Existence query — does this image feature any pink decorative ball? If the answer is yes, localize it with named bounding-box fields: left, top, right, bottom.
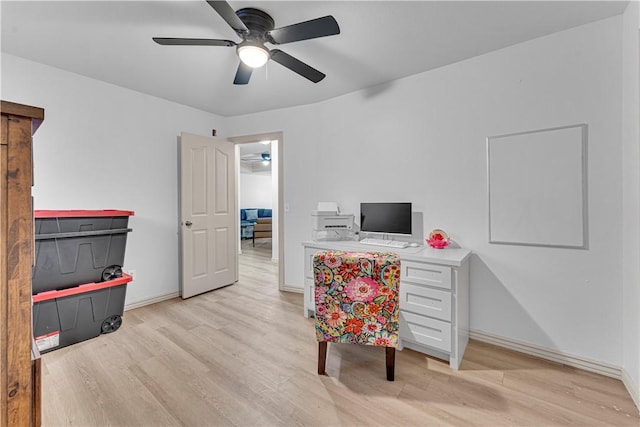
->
left=426, top=228, right=450, bottom=249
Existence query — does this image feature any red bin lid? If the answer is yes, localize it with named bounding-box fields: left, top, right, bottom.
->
left=32, top=273, right=133, bottom=303
left=34, top=209, right=134, bottom=218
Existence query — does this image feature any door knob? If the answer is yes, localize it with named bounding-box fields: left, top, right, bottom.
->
left=185, top=220, right=192, bottom=228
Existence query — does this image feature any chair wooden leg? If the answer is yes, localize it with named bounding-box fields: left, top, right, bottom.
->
left=386, top=347, right=395, bottom=381
left=318, top=341, right=328, bottom=375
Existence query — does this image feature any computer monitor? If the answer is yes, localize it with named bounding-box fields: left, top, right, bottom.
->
left=360, top=202, right=412, bottom=236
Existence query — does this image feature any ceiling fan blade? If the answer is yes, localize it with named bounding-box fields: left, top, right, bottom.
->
left=153, top=37, right=236, bottom=47
left=270, top=49, right=325, bottom=83
left=267, top=16, right=340, bottom=45
left=233, top=61, right=253, bottom=85
left=206, top=1, right=249, bottom=35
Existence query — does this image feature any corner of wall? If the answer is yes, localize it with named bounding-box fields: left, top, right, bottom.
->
left=621, top=0, right=640, bottom=414
left=622, top=368, right=640, bottom=414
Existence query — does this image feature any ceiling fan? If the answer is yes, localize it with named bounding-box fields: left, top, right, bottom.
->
left=241, top=152, right=271, bottom=164
left=153, top=0, right=340, bottom=85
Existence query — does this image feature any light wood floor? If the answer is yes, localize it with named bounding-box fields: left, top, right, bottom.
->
left=41, top=239, right=639, bottom=426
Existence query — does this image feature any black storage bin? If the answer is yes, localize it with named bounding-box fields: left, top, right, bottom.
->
left=33, top=210, right=133, bottom=294
left=33, top=273, right=133, bottom=354
left=35, top=210, right=131, bottom=234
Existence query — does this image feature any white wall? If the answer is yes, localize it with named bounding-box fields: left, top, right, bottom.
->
left=621, top=0, right=640, bottom=405
left=239, top=171, right=273, bottom=209
left=226, top=17, right=625, bottom=366
left=1, top=53, right=226, bottom=307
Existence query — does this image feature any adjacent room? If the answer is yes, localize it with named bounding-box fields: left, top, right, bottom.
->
left=1, top=1, right=639, bottom=425
left=238, top=140, right=275, bottom=251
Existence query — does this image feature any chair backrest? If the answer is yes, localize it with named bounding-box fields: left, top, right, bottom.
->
left=314, top=251, right=401, bottom=347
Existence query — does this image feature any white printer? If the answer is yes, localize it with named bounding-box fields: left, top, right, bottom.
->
left=311, top=202, right=355, bottom=241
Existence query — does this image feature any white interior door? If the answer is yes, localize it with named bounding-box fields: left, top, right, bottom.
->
left=180, top=132, right=237, bottom=299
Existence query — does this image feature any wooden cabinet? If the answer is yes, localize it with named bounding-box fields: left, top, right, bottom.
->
left=302, top=240, right=470, bottom=369
left=1, top=100, right=44, bottom=427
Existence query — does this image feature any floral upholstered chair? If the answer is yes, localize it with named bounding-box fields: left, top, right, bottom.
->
left=313, top=250, right=401, bottom=381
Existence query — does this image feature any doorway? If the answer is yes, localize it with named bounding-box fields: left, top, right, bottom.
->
left=229, top=132, right=284, bottom=291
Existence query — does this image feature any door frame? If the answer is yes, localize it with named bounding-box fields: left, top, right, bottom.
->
left=229, top=131, right=285, bottom=291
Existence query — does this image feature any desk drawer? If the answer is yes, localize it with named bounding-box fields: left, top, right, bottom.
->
left=305, top=277, right=315, bottom=309
left=402, top=261, right=451, bottom=290
left=400, top=311, right=451, bottom=352
left=400, top=283, right=451, bottom=321
left=304, top=249, right=318, bottom=279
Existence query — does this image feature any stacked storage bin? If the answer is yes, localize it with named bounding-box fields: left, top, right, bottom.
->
left=32, top=210, right=134, bottom=353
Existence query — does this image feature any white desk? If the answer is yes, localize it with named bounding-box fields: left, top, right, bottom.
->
left=302, top=240, right=471, bottom=370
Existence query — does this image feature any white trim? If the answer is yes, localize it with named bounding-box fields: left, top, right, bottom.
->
left=470, top=329, right=621, bottom=379
left=124, top=291, right=180, bottom=311
left=622, top=368, right=640, bottom=413
left=283, top=284, right=303, bottom=294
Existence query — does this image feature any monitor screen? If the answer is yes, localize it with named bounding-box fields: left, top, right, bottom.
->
left=360, top=202, right=412, bottom=236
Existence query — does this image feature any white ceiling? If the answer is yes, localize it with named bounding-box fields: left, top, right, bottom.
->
left=239, top=141, right=272, bottom=174
left=239, top=140, right=271, bottom=158
left=1, top=1, right=629, bottom=117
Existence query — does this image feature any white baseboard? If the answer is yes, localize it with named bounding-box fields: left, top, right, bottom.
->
left=469, top=329, right=622, bottom=379
left=622, top=368, right=640, bottom=414
left=124, top=291, right=180, bottom=311
left=282, top=284, right=303, bottom=293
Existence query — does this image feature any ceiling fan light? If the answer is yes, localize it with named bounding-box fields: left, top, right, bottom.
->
left=238, top=44, right=269, bottom=68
